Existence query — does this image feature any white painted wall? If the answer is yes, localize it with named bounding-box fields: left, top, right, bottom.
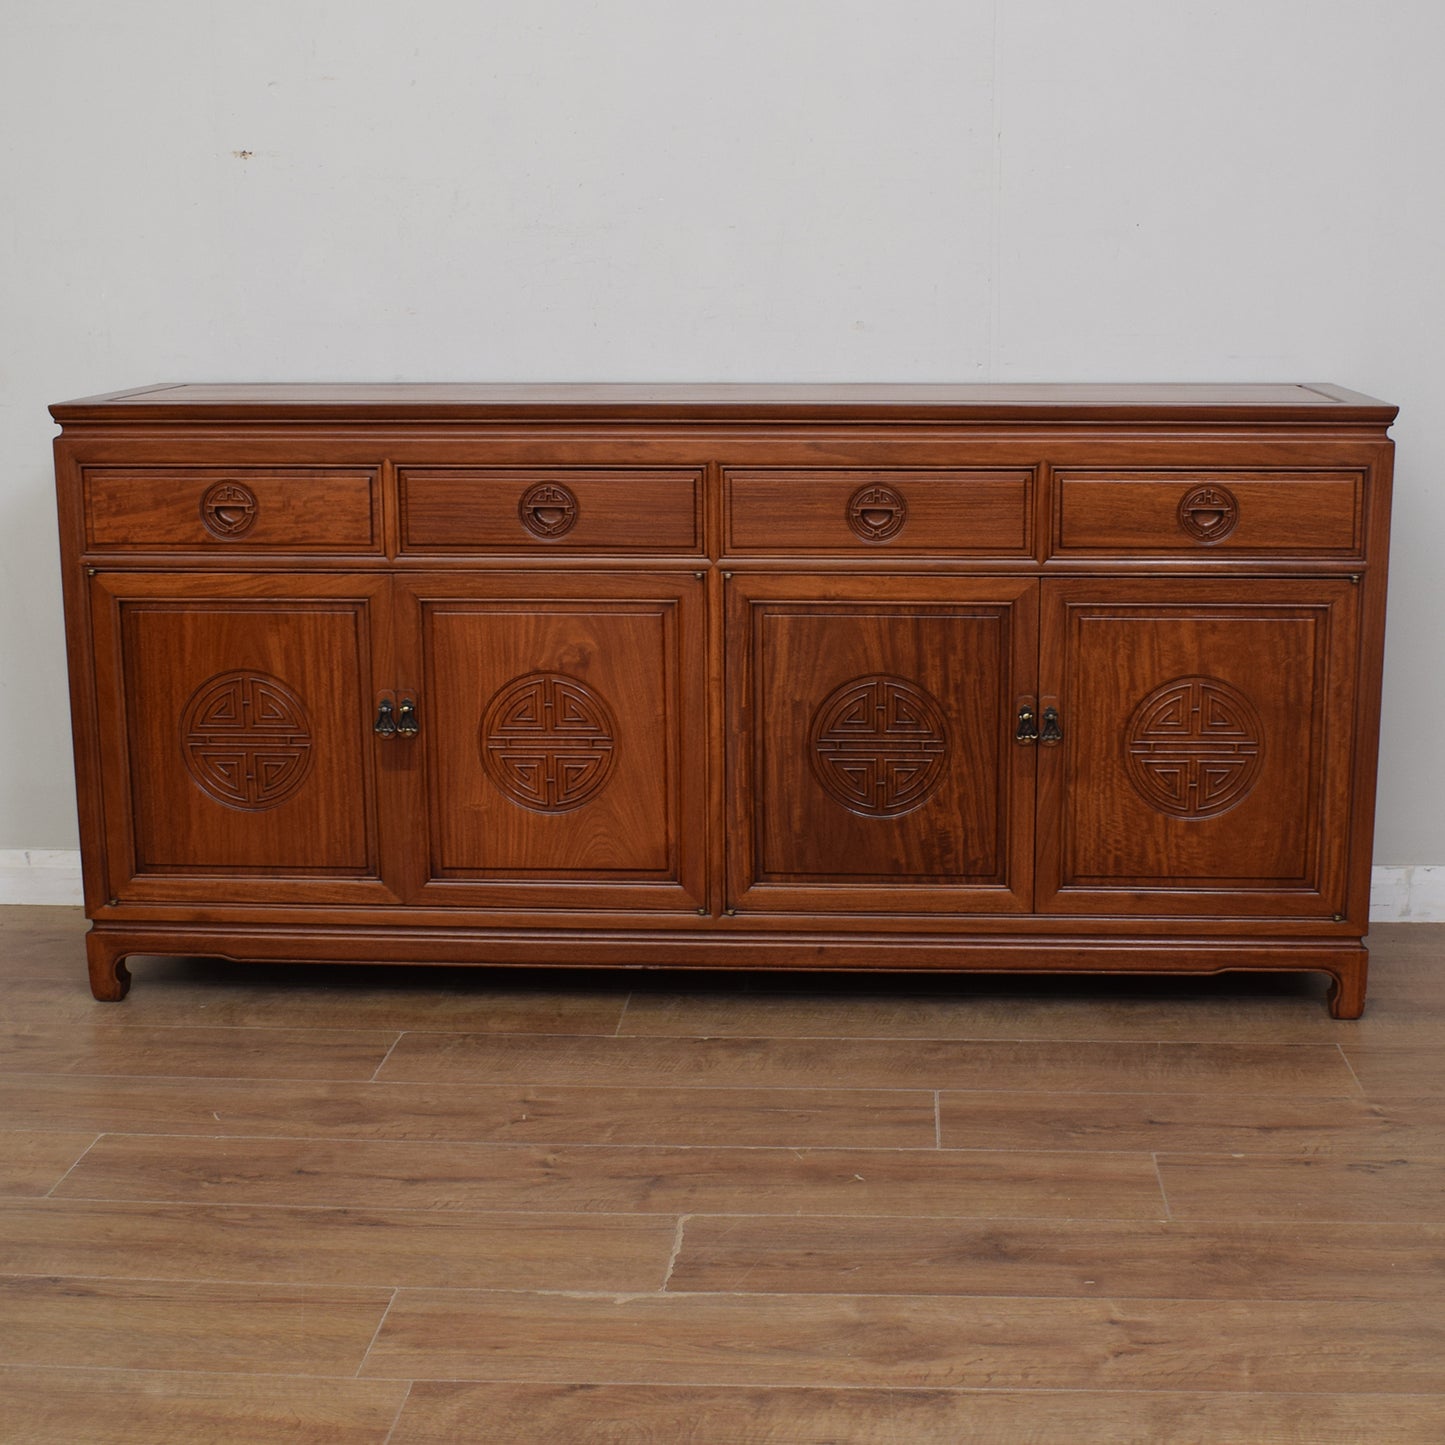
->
left=2, top=1, right=1441, bottom=864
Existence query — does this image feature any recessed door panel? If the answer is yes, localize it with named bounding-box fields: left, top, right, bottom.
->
left=399, top=573, right=705, bottom=910
left=728, top=575, right=1037, bottom=914
left=1037, top=578, right=1358, bottom=915
left=89, top=573, right=397, bottom=904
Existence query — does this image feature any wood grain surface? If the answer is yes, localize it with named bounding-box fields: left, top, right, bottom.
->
left=386, top=1382, right=1445, bottom=1445
left=4, top=906, right=1443, bottom=1441
left=0, top=1074, right=939, bottom=1147
left=52, top=384, right=1395, bottom=1017
left=362, top=1290, right=1445, bottom=1390
left=0, top=1369, right=406, bottom=1445
left=378, top=1028, right=1362, bottom=1093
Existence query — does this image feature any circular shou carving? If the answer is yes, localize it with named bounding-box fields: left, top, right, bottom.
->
left=518, top=481, right=580, bottom=539
left=1125, top=675, right=1264, bottom=819
left=846, top=483, right=907, bottom=542
left=1177, top=483, right=1239, bottom=543
left=199, top=481, right=259, bottom=538
left=481, top=672, right=617, bottom=812
left=180, top=671, right=314, bottom=810
left=810, top=675, right=948, bottom=817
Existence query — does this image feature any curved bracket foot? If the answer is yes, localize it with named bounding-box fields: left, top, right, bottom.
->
left=86, top=933, right=132, bottom=1002
left=1325, top=955, right=1368, bottom=1019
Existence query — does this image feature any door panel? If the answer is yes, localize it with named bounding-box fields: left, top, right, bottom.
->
left=727, top=575, right=1038, bottom=914
left=397, top=572, right=706, bottom=910
left=1037, top=578, right=1358, bottom=915
left=89, top=573, right=398, bottom=904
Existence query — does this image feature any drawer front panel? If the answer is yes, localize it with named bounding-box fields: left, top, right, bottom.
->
left=400, top=469, right=703, bottom=553
left=725, top=470, right=1033, bottom=555
left=1055, top=472, right=1363, bottom=555
left=84, top=469, right=379, bottom=552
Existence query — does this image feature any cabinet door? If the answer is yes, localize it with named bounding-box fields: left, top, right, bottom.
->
left=394, top=573, right=706, bottom=910
left=89, top=573, right=401, bottom=905
left=1036, top=577, right=1359, bottom=916
left=727, top=575, right=1038, bottom=914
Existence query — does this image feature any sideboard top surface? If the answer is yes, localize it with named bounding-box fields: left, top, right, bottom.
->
left=50, top=382, right=1397, bottom=427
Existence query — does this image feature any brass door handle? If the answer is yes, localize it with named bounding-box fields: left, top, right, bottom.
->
left=1040, top=705, right=1063, bottom=746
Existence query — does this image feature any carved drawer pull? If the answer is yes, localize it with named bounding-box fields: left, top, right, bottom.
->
left=519, top=482, right=579, bottom=538
left=847, top=483, right=907, bottom=542
left=199, top=480, right=258, bottom=538
left=1177, top=484, right=1239, bottom=542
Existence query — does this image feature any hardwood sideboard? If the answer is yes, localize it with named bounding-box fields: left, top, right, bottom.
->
left=51, top=383, right=1395, bottom=1014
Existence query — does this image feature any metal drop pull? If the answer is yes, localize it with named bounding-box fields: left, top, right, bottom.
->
left=374, top=698, right=398, bottom=738
left=1015, top=704, right=1039, bottom=744
left=396, top=699, right=419, bottom=736
left=1040, top=705, right=1063, bottom=746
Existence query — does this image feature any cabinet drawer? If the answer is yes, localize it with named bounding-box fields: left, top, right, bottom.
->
left=1054, top=472, right=1364, bottom=556
left=83, top=468, right=380, bottom=553
left=724, top=470, right=1033, bottom=555
left=399, top=469, right=703, bottom=553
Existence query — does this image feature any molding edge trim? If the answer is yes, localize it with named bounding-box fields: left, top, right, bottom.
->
left=2, top=851, right=1444, bottom=922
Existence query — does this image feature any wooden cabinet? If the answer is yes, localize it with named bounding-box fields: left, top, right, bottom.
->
left=86, top=572, right=401, bottom=907
left=725, top=573, right=1037, bottom=914
left=1035, top=577, right=1360, bottom=917
left=51, top=383, right=1395, bottom=1015
left=392, top=571, right=708, bottom=912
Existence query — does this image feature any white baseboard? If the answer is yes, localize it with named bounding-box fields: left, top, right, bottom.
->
left=1368, top=865, right=1445, bottom=922
left=3, top=850, right=1444, bottom=921
left=0, top=850, right=85, bottom=905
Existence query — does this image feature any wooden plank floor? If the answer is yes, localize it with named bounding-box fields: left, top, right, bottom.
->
left=2, top=907, right=1444, bottom=1443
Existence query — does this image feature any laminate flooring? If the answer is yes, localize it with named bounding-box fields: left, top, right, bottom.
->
left=2, top=906, right=1443, bottom=1443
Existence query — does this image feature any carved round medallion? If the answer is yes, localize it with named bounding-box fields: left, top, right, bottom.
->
left=180, top=671, right=314, bottom=810
left=518, top=482, right=580, bottom=539
left=846, top=484, right=907, bottom=542
left=810, top=675, right=948, bottom=817
left=1125, top=675, right=1263, bottom=819
left=199, top=481, right=259, bottom=538
left=1177, top=484, right=1239, bottom=543
left=481, top=672, right=616, bottom=812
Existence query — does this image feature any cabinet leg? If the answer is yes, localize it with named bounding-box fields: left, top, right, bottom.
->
left=86, top=932, right=132, bottom=1002
left=1325, top=954, right=1368, bottom=1020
